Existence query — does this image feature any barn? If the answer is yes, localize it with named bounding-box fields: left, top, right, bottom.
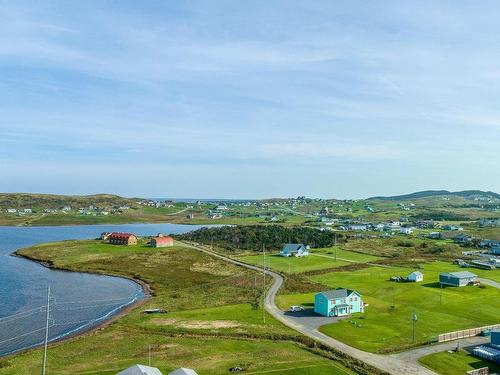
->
left=151, top=236, right=174, bottom=248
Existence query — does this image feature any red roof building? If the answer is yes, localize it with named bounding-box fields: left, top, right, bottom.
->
left=151, top=236, right=174, bottom=248
left=108, top=232, right=138, bottom=246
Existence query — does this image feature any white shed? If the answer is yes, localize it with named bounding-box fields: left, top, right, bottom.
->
left=116, top=364, right=163, bottom=375
left=408, top=271, right=423, bottom=282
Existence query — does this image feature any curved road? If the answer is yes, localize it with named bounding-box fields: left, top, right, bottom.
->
left=182, top=242, right=438, bottom=375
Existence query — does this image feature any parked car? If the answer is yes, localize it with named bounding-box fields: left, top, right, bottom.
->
left=289, top=305, right=304, bottom=312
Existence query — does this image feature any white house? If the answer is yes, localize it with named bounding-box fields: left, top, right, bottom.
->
left=279, top=243, right=309, bottom=257
left=408, top=271, right=423, bottom=282
left=400, top=227, right=413, bottom=235
left=169, top=369, right=198, bottom=375
left=116, top=364, right=163, bottom=375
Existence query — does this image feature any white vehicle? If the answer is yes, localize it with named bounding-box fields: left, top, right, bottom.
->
left=289, top=305, right=304, bottom=312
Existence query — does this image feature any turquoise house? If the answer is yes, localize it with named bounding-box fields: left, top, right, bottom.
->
left=314, top=288, right=364, bottom=317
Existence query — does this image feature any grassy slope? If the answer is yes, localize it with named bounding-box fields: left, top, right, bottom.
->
left=0, top=240, right=354, bottom=375
left=305, top=261, right=500, bottom=353
left=237, top=247, right=381, bottom=274
left=419, top=349, right=500, bottom=375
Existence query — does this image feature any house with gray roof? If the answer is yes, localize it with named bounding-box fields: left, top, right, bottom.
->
left=168, top=369, right=198, bottom=375
left=314, top=288, right=364, bottom=317
left=116, top=364, right=163, bottom=375
left=439, top=271, right=478, bottom=287
left=279, top=243, right=309, bottom=257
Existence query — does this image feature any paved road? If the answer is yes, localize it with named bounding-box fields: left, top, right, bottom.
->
left=182, top=241, right=437, bottom=375
left=391, top=336, right=489, bottom=364
left=479, top=277, right=500, bottom=289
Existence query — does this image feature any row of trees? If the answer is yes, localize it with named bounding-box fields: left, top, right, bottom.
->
left=175, top=225, right=343, bottom=252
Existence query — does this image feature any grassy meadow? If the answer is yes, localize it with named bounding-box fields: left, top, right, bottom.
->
left=236, top=247, right=382, bottom=274
left=277, top=261, right=500, bottom=353
left=0, top=240, right=358, bottom=375
left=419, top=349, right=500, bottom=375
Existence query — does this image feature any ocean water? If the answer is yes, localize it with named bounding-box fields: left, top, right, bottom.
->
left=0, top=223, right=204, bottom=356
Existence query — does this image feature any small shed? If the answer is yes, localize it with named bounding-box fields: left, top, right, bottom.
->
left=408, top=271, right=423, bottom=282
left=151, top=236, right=174, bottom=248
left=116, top=364, right=163, bottom=375
left=168, top=369, right=198, bottom=375
left=439, top=271, right=478, bottom=287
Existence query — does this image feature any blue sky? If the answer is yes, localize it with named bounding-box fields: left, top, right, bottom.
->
left=0, top=1, right=499, bottom=199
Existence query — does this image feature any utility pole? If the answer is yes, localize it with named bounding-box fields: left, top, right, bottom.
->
left=412, top=310, right=417, bottom=343
left=262, top=244, right=266, bottom=324
left=42, top=286, right=50, bottom=375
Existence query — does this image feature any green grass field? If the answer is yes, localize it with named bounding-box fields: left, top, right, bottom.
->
left=237, top=247, right=381, bottom=274
left=1, top=240, right=357, bottom=375
left=278, top=261, right=500, bottom=353
left=419, top=349, right=500, bottom=375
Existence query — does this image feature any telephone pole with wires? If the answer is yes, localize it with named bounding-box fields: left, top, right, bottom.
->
left=262, top=244, right=266, bottom=324
left=41, top=286, right=50, bottom=375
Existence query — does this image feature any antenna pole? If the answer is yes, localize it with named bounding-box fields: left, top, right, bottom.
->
left=42, top=286, right=50, bottom=375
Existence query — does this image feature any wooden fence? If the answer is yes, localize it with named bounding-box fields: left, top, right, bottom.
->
left=466, top=367, right=489, bottom=375
left=438, top=324, right=500, bottom=343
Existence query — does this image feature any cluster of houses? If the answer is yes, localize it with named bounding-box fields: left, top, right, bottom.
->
left=207, top=204, right=229, bottom=219
left=100, top=232, right=174, bottom=248
left=479, top=218, right=500, bottom=227
left=117, top=365, right=198, bottom=375
left=4, top=205, right=134, bottom=217
left=138, top=200, right=175, bottom=208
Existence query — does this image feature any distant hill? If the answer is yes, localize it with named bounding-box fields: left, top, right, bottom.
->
left=0, top=193, right=139, bottom=209
left=368, top=190, right=500, bottom=201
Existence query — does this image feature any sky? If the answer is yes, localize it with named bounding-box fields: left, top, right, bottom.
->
left=0, top=0, right=499, bottom=199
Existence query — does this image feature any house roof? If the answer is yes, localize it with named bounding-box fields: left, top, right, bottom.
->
left=281, top=244, right=306, bottom=253
left=153, top=236, right=173, bottom=243
left=109, top=232, right=137, bottom=239
left=117, top=364, right=163, bottom=375
left=168, top=369, right=198, bottom=375
left=440, top=271, right=478, bottom=279
left=318, top=288, right=359, bottom=300
left=409, top=271, right=423, bottom=276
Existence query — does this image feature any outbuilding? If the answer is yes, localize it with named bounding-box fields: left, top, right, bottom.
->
left=116, top=364, right=163, bottom=375
left=151, top=236, right=174, bottom=248
left=408, top=271, right=423, bottom=282
left=439, top=271, right=478, bottom=287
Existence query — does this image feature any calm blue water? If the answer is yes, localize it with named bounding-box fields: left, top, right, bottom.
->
left=0, top=223, right=205, bottom=356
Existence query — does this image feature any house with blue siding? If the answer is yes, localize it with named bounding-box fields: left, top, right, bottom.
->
left=314, top=288, right=364, bottom=317
left=439, top=271, right=478, bottom=287
left=492, top=245, right=500, bottom=255
left=279, top=243, right=309, bottom=257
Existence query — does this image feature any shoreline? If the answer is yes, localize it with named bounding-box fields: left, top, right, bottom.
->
left=0, top=220, right=206, bottom=228
left=2, top=252, right=154, bottom=360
